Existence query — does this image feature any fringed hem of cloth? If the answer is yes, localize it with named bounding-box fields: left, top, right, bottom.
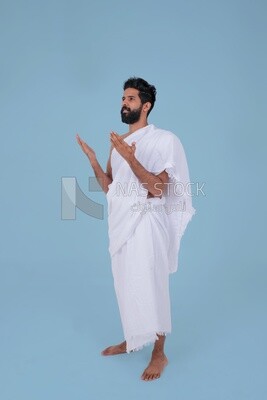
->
left=126, top=331, right=170, bottom=354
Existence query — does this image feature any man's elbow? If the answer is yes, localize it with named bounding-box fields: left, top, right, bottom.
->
left=104, top=177, right=113, bottom=194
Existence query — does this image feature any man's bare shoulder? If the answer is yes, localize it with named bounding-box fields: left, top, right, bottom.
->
left=120, top=132, right=130, bottom=139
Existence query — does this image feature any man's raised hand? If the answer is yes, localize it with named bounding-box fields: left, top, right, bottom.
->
left=110, top=131, right=136, bottom=164
left=76, top=134, right=97, bottom=164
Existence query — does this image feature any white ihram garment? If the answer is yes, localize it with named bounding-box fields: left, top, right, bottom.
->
left=106, top=124, right=195, bottom=353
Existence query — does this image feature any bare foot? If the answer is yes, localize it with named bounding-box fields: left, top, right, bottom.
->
left=141, top=351, right=168, bottom=381
left=101, top=341, right=127, bottom=356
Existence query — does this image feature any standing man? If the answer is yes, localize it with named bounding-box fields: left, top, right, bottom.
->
left=76, top=77, right=195, bottom=381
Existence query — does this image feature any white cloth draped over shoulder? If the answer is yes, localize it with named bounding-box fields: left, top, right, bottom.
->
left=106, top=123, right=195, bottom=352
left=106, top=124, right=195, bottom=274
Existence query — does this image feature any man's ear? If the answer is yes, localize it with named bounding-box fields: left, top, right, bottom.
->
left=143, top=102, right=151, bottom=114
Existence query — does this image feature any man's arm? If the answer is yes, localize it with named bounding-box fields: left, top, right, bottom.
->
left=90, top=157, right=112, bottom=194
left=76, top=134, right=113, bottom=194
left=110, top=131, right=168, bottom=197
left=128, top=157, right=169, bottom=197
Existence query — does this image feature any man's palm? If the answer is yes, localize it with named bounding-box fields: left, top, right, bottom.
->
left=76, top=134, right=96, bottom=161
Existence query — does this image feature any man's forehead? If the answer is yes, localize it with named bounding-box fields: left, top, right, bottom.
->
left=123, top=88, right=139, bottom=97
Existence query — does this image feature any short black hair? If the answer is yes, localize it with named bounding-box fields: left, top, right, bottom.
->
left=123, top=77, right=156, bottom=115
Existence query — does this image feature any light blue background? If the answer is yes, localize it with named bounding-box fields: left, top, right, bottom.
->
left=0, top=0, right=266, bottom=399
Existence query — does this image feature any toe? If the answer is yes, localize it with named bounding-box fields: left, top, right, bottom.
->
left=101, top=346, right=111, bottom=355
left=141, top=369, right=148, bottom=380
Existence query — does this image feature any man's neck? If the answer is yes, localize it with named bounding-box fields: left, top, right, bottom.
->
left=128, top=120, right=149, bottom=134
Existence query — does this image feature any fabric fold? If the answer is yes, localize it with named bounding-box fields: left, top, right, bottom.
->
left=107, top=124, right=195, bottom=273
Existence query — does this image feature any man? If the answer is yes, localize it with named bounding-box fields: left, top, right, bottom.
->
left=76, top=77, right=195, bottom=381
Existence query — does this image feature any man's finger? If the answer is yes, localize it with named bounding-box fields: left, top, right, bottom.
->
left=111, top=132, right=122, bottom=143
left=115, top=133, right=123, bottom=143
left=77, top=137, right=83, bottom=146
left=110, top=138, right=120, bottom=151
left=111, top=134, right=127, bottom=148
left=110, top=133, right=119, bottom=145
left=76, top=134, right=82, bottom=142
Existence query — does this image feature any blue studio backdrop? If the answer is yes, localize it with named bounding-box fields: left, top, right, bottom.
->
left=0, top=1, right=266, bottom=399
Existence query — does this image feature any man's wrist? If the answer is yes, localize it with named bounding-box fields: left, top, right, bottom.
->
left=127, top=155, right=138, bottom=168
left=88, top=155, right=98, bottom=168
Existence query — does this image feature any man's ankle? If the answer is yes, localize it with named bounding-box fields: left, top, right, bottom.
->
left=152, top=347, right=165, bottom=356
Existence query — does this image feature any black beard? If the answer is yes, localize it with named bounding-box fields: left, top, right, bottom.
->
left=121, top=105, right=142, bottom=124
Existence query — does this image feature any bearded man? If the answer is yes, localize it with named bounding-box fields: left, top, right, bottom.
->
left=76, top=77, right=195, bottom=381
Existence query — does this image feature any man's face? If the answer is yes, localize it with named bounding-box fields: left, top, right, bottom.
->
left=121, top=88, right=143, bottom=124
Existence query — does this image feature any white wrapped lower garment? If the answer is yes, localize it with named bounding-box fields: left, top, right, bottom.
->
left=111, top=196, right=171, bottom=353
